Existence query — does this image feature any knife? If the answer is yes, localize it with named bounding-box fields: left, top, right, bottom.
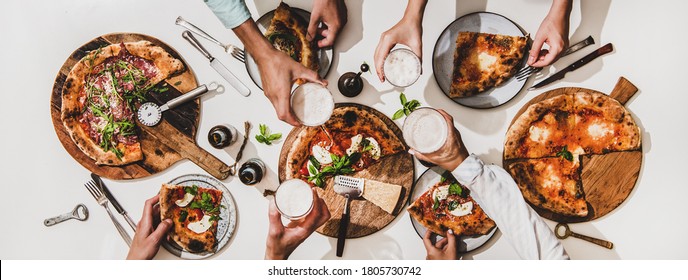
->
left=528, top=43, right=614, bottom=91
left=91, top=173, right=137, bottom=231
left=182, top=31, right=251, bottom=97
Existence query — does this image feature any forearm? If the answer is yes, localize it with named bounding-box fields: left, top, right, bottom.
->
left=450, top=154, right=569, bottom=260
left=402, top=0, right=428, bottom=23
left=547, top=0, right=573, bottom=21
left=232, top=20, right=275, bottom=63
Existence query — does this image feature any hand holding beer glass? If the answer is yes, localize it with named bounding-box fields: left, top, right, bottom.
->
left=403, top=108, right=469, bottom=171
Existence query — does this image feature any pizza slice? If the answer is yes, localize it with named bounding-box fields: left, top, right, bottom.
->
left=449, top=32, right=527, bottom=98
left=572, top=91, right=641, bottom=154
left=407, top=172, right=495, bottom=236
left=285, top=106, right=406, bottom=187
left=507, top=155, right=588, bottom=217
left=159, top=184, right=223, bottom=253
left=61, top=41, right=184, bottom=165
left=265, top=2, right=319, bottom=85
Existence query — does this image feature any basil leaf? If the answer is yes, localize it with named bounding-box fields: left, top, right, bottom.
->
left=392, top=109, right=405, bottom=120
left=349, top=152, right=362, bottom=165
left=178, top=210, right=188, bottom=222
left=255, top=134, right=267, bottom=143
left=308, top=156, right=321, bottom=170
left=556, top=146, right=574, bottom=162
left=432, top=196, right=440, bottom=211
left=189, top=201, right=202, bottom=209
left=448, top=200, right=460, bottom=211
left=267, top=133, right=282, bottom=141
left=308, top=164, right=318, bottom=176
left=404, top=108, right=411, bottom=116
left=449, top=183, right=462, bottom=197
left=259, top=124, right=267, bottom=136
left=400, top=92, right=407, bottom=105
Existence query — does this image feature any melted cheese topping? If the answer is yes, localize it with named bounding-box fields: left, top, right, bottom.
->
left=478, top=52, right=497, bottom=71
left=587, top=122, right=613, bottom=140
left=187, top=215, right=212, bottom=234
left=542, top=165, right=562, bottom=189
left=365, top=137, right=381, bottom=160
left=450, top=201, right=473, bottom=217
left=346, top=134, right=363, bottom=155
left=175, top=193, right=194, bottom=207
left=529, top=125, right=551, bottom=143
left=433, top=186, right=449, bottom=201
left=312, top=145, right=332, bottom=164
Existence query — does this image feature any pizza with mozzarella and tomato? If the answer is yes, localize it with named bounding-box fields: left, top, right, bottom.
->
left=160, top=184, right=223, bottom=253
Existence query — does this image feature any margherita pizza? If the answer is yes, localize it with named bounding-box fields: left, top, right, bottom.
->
left=504, top=91, right=641, bottom=217
left=265, top=2, right=319, bottom=85
left=160, top=184, right=223, bottom=253
left=407, top=172, right=495, bottom=237
left=61, top=41, right=184, bottom=165
left=450, top=32, right=527, bottom=98
left=285, top=106, right=405, bottom=187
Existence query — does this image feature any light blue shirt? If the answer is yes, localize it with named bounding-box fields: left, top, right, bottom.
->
left=204, top=0, right=252, bottom=29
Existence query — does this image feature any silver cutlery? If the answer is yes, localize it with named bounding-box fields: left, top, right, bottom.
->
left=182, top=31, right=251, bottom=97
left=91, top=173, right=137, bottom=231
left=85, top=180, right=132, bottom=247
left=44, top=204, right=89, bottom=227
left=176, top=16, right=246, bottom=63
left=516, top=35, right=596, bottom=81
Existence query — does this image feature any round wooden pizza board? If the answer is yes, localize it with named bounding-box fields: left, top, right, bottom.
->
left=50, top=33, right=231, bottom=180
left=503, top=77, right=642, bottom=223
left=278, top=103, right=414, bottom=238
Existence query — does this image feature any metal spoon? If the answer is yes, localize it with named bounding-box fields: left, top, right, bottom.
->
left=555, top=223, right=614, bottom=249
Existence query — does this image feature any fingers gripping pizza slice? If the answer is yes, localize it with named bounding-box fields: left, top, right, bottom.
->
left=61, top=41, right=184, bottom=165
left=450, top=32, right=528, bottom=98
left=407, top=172, right=495, bottom=236
left=285, top=107, right=405, bottom=187
left=265, top=2, right=319, bottom=85
left=160, top=184, right=223, bottom=253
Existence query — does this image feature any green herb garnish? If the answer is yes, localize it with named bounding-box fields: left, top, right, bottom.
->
left=432, top=196, right=440, bottom=211
left=447, top=200, right=460, bottom=211
left=255, top=124, right=282, bottom=145
left=556, top=146, right=574, bottom=162
left=178, top=210, right=188, bottom=222
left=392, top=92, right=421, bottom=120
left=184, top=185, right=198, bottom=195
left=448, top=182, right=463, bottom=197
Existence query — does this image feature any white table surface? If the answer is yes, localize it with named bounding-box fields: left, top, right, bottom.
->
left=1, top=0, right=687, bottom=260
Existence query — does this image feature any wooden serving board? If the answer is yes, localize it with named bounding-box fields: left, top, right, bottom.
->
left=503, top=77, right=642, bottom=223
left=50, top=33, right=231, bottom=180
left=278, top=103, right=414, bottom=238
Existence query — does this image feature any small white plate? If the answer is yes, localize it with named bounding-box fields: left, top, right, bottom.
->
left=432, top=12, right=528, bottom=109
left=161, top=174, right=237, bottom=259
left=409, top=166, right=496, bottom=252
left=244, top=8, right=334, bottom=90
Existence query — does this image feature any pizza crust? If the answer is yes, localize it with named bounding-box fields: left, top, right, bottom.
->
left=160, top=184, right=221, bottom=253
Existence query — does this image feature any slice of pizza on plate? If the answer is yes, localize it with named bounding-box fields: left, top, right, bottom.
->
left=61, top=41, right=184, bottom=165
left=265, top=2, right=318, bottom=85
left=450, top=32, right=527, bottom=98
left=407, top=172, right=495, bottom=237
left=160, top=183, right=223, bottom=253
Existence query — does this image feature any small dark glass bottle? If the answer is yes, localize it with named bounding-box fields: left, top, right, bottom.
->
left=239, top=158, right=266, bottom=185
left=208, top=125, right=237, bottom=149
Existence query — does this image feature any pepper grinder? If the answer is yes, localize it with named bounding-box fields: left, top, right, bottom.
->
left=338, top=63, right=369, bottom=97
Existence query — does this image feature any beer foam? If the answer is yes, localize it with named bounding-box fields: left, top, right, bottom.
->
left=384, top=49, right=421, bottom=87
left=291, top=83, right=334, bottom=126
left=275, top=179, right=314, bottom=219
left=403, top=109, right=448, bottom=153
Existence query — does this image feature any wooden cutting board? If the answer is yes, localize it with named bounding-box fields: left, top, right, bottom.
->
left=503, top=77, right=642, bottom=223
left=50, top=33, right=231, bottom=180
left=278, top=103, right=414, bottom=238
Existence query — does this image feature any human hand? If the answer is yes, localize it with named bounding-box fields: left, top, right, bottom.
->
left=255, top=48, right=328, bottom=126
left=308, top=0, right=347, bottom=48
left=423, top=230, right=459, bottom=260
left=528, top=0, right=572, bottom=67
left=126, top=195, right=172, bottom=260
left=411, top=109, right=469, bottom=171
left=265, top=188, right=331, bottom=260
left=374, top=16, right=423, bottom=82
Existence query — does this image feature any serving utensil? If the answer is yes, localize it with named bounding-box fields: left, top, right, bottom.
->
left=175, top=16, right=246, bottom=63
left=182, top=31, right=251, bottom=97
left=91, top=173, right=136, bottom=231
left=555, top=223, right=613, bottom=249
left=333, top=176, right=364, bottom=257
left=85, top=180, right=132, bottom=247
left=43, top=204, right=89, bottom=227
left=137, top=83, right=215, bottom=127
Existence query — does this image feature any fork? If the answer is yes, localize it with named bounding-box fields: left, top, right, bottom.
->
left=516, top=35, right=595, bottom=81
left=85, top=180, right=132, bottom=247
left=175, top=16, right=246, bottom=63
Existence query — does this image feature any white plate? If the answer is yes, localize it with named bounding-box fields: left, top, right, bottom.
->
left=409, top=166, right=496, bottom=252
left=432, top=12, right=528, bottom=109
left=161, top=174, right=237, bottom=259
left=244, top=8, right=333, bottom=89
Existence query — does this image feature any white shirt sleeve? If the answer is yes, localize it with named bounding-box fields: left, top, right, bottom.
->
left=451, top=154, right=569, bottom=260
left=204, top=0, right=252, bottom=29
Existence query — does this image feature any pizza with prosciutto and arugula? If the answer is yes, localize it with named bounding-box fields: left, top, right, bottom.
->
left=61, top=41, right=184, bottom=165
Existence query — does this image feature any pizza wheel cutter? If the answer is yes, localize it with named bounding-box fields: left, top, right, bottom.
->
left=44, top=204, right=89, bottom=227
left=137, top=82, right=218, bottom=126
